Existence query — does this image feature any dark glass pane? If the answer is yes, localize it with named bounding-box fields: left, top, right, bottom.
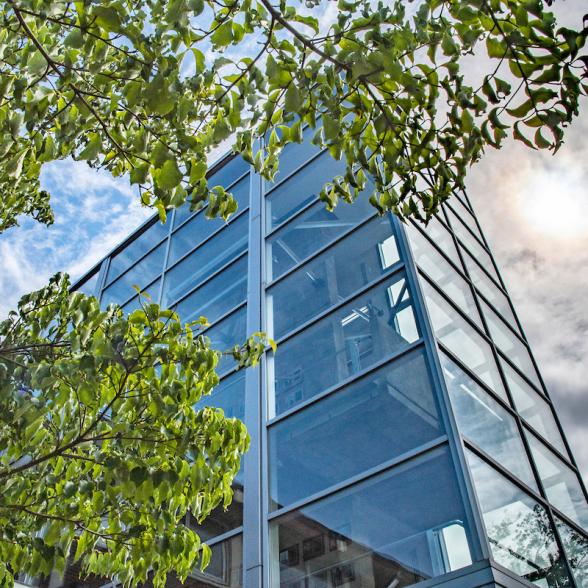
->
left=527, top=434, right=588, bottom=530
left=271, top=273, right=419, bottom=417
left=467, top=451, right=571, bottom=587
left=269, top=349, right=443, bottom=509
left=169, top=177, right=249, bottom=265
left=418, top=216, right=462, bottom=268
left=270, top=448, right=472, bottom=587
left=266, top=150, right=347, bottom=232
left=205, top=307, right=247, bottom=376
left=76, top=271, right=99, bottom=297
left=269, top=216, right=399, bottom=338
left=120, top=278, right=161, bottom=313
left=555, top=517, right=588, bottom=588
left=162, top=213, right=248, bottom=306
left=440, top=352, right=537, bottom=490
left=101, top=242, right=166, bottom=307
left=174, top=255, right=248, bottom=325
left=106, top=219, right=168, bottom=284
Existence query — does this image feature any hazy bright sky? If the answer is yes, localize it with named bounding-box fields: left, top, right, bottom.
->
left=0, top=2, right=586, bottom=483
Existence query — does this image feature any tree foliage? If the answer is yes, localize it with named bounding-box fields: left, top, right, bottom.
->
left=0, top=0, right=586, bottom=231
left=0, top=274, right=269, bottom=588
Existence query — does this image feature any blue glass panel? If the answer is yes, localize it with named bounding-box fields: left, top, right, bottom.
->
left=269, top=349, right=443, bottom=509
left=268, top=216, right=399, bottom=338
left=174, top=157, right=250, bottom=227
left=169, top=177, right=249, bottom=265
left=174, top=255, right=247, bottom=325
left=555, top=517, right=588, bottom=588
left=467, top=451, right=571, bottom=587
left=440, top=352, right=537, bottom=490
left=418, top=216, right=462, bottom=268
left=76, top=270, right=99, bottom=297
left=265, top=150, right=347, bottom=232
left=270, top=447, right=472, bottom=587
left=101, top=242, right=166, bottom=307
left=162, top=213, right=248, bottom=306
left=106, top=219, right=168, bottom=284
left=446, top=197, right=484, bottom=242
left=205, top=307, right=247, bottom=376
left=271, top=273, right=419, bottom=417
left=120, top=278, right=161, bottom=313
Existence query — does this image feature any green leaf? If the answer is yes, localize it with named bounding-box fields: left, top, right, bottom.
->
left=157, top=159, right=182, bottom=189
left=145, top=75, right=175, bottom=116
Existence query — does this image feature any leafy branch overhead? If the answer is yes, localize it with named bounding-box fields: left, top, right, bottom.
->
left=0, top=0, right=586, bottom=231
left=0, top=274, right=269, bottom=588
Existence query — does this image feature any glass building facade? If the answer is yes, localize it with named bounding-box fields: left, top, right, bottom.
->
left=68, top=133, right=588, bottom=588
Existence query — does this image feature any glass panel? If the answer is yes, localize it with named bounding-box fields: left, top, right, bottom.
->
left=527, top=434, right=588, bottom=530
left=417, top=216, right=462, bottom=268
left=169, top=177, right=249, bottom=265
left=174, top=156, right=250, bottom=227
left=407, top=224, right=481, bottom=327
left=461, top=248, right=519, bottom=332
left=269, top=447, right=472, bottom=587
left=446, top=207, right=501, bottom=283
left=440, top=352, right=537, bottom=490
left=265, top=150, right=347, bottom=232
left=184, top=534, right=243, bottom=587
left=467, top=451, right=571, bottom=587
left=76, top=270, right=99, bottom=297
left=421, top=280, right=506, bottom=400
left=269, top=349, right=443, bottom=510
left=271, top=273, right=419, bottom=417
left=206, top=307, right=247, bottom=376
left=268, top=216, right=399, bottom=338
left=162, top=213, right=248, bottom=306
left=503, top=360, right=569, bottom=458
left=266, top=192, right=374, bottom=283
left=174, top=255, right=248, bottom=326
left=106, top=219, right=168, bottom=284
left=101, top=242, right=166, bottom=307
left=446, top=196, right=484, bottom=242
left=120, top=278, right=161, bottom=314
left=555, top=517, right=588, bottom=588
left=481, top=300, right=542, bottom=390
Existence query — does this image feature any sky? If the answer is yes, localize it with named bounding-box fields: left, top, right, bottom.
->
left=0, top=2, right=586, bottom=485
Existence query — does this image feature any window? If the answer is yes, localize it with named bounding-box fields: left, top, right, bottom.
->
left=269, top=447, right=472, bottom=588
left=440, top=352, right=537, bottom=490
left=268, top=216, right=399, bottom=338
left=76, top=270, right=99, bottom=297
left=445, top=196, right=484, bottom=243
left=270, top=273, right=419, bottom=417
left=416, top=216, right=462, bottom=268
left=101, top=242, right=166, bottom=306
left=527, top=433, right=588, bottom=530
left=269, top=349, right=443, bottom=509
left=555, top=517, right=588, bottom=588
left=466, top=451, right=571, bottom=587
left=184, top=534, right=243, bottom=587
left=162, top=213, right=248, bottom=306
left=422, top=280, right=506, bottom=400
left=205, top=307, right=247, bottom=376
left=502, top=360, right=568, bottom=458
left=120, top=278, right=161, bottom=313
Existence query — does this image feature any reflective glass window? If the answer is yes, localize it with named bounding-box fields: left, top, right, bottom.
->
left=162, top=213, right=248, bottom=306
left=265, top=150, right=347, bottom=232
left=106, top=220, right=168, bottom=284
left=270, top=273, right=419, bottom=417
left=174, top=255, right=247, bottom=326
left=269, top=447, right=472, bottom=587
left=467, top=451, right=571, bottom=587
left=266, top=193, right=374, bottom=283
left=440, top=352, right=537, bottom=490
left=269, top=349, right=443, bottom=509
left=481, top=300, right=542, bottom=390
left=77, top=271, right=99, bottom=297
left=120, top=278, right=161, bottom=314
left=527, top=433, right=588, bottom=530
left=101, top=242, right=165, bottom=307
left=205, top=307, right=247, bottom=376
left=169, top=178, right=249, bottom=265
left=555, top=517, right=588, bottom=588
left=407, top=225, right=481, bottom=327
left=174, top=156, right=250, bottom=227
left=184, top=533, right=243, bottom=587
left=446, top=207, right=501, bottom=283
left=417, top=216, right=462, bottom=268
left=461, top=249, right=519, bottom=332
left=446, top=196, right=484, bottom=242
left=502, top=360, right=568, bottom=457
left=268, top=216, right=399, bottom=338
left=422, top=280, right=506, bottom=400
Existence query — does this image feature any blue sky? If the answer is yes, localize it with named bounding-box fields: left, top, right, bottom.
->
left=0, top=2, right=586, bottom=484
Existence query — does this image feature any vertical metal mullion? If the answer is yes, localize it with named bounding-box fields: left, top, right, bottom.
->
left=242, top=151, right=264, bottom=588
left=157, top=210, right=174, bottom=306
left=393, top=213, right=490, bottom=565
left=96, top=257, right=110, bottom=305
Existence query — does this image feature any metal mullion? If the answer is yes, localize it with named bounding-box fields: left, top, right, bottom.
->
left=519, top=421, right=574, bottom=470
left=267, top=437, right=448, bottom=522
left=395, top=215, right=490, bottom=564
left=198, top=301, right=247, bottom=337
left=266, top=339, right=425, bottom=427
left=165, top=205, right=250, bottom=273
left=496, top=350, right=550, bottom=400
left=205, top=526, right=244, bottom=548
left=266, top=209, right=380, bottom=288
left=265, top=193, right=322, bottom=238
left=112, top=275, right=162, bottom=309
left=272, top=262, right=406, bottom=347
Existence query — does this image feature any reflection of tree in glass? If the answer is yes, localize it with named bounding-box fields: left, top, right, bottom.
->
left=556, top=521, right=588, bottom=587
left=486, top=504, right=570, bottom=587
